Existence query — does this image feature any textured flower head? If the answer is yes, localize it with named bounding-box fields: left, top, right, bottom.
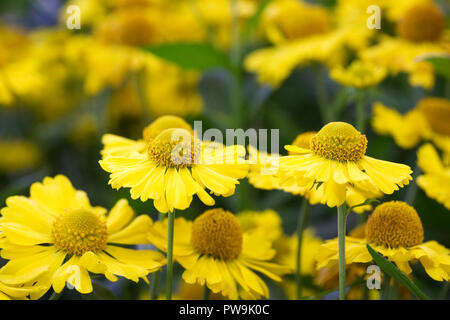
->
left=396, top=2, right=445, bottom=43
left=0, top=175, right=166, bottom=298
left=316, top=201, right=450, bottom=282
left=148, top=208, right=290, bottom=299
left=99, top=116, right=249, bottom=213
left=278, top=122, right=409, bottom=208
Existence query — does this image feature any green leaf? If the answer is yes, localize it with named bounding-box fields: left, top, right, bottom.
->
left=421, top=54, right=450, bottom=79
left=142, top=43, right=231, bottom=71
left=366, top=244, right=430, bottom=300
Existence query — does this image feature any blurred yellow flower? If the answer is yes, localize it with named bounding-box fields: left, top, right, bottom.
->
left=148, top=208, right=289, bottom=299
left=245, top=0, right=379, bottom=86
left=237, top=209, right=283, bottom=242
left=99, top=116, right=248, bottom=213
left=417, top=144, right=450, bottom=210
left=360, top=2, right=449, bottom=89
left=0, top=175, right=166, bottom=298
left=372, top=98, right=450, bottom=156
left=0, top=140, right=42, bottom=173
left=330, top=60, right=387, bottom=88
left=316, top=201, right=450, bottom=281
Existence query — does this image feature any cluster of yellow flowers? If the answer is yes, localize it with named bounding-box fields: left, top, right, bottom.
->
left=0, top=115, right=448, bottom=300
left=0, top=0, right=448, bottom=302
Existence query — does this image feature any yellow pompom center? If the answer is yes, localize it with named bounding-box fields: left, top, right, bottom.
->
left=417, top=98, right=450, bottom=136
left=366, top=201, right=424, bottom=248
left=311, top=122, right=367, bottom=161
left=278, top=3, right=331, bottom=40
left=191, top=209, right=243, bottom=260
left=52, top=208, right=108, bottom=256
left=147, top=128, right=200, bottom=168
left=396, top=3, right=445, bottom=42
left=290, top=131, right=317, bottom=153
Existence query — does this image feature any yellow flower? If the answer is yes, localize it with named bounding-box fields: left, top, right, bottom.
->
left=316, top=201, right=450, bottom=281
left=0, top=266, right=47, bottom=300
left=247, top=145, right=281, bottom=191
left=360, top=2, right=449, bottom=89
left=417, top=144, right=450, bottom=210
left=237, top=209, right=283, bottom=242
left=99, top=116, right=249, bottom=213
left=372, top=98, right=450, bottom=156
left=272, top=230, right=322, bottom=277
left=245, top=0, right=379, bottom=87
left=0, top=175, right=166, bottom=298
left=148, top=208, right=290, bottom=299
left=330, top=60, right=387, bottom=88
left=0, top=139, right=42, bottom=173
left=278, top=123, right=406, bottom=209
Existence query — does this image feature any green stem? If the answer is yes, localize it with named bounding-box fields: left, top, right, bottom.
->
left=149, top=270, right=160, bottom=300
left=439, top=282, right=449, bottom=300
left=295, top=198, right=310, bottom=300
left=405, top=165, right=420, bottom=206
left=230, top=0, right=244, bottom=128
left=381, top=274, right=391, bottom=300
left=313, top=65, right=330, bottom=124
left=166, top=210, right=175, bottom=300
left=202, top=285, right=210, bottom=300
left=49, top=289, right=63, bottom=300
left=355, top=91, right=366, bottom=132
left=135, top=69, right=151, bottom=125
left=337, top=204, right=347, bottom=300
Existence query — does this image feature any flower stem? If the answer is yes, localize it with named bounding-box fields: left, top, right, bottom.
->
left=166, top=210, right=175, bottom=300
left=49, top=289, right=63, bottom=300
left=337, top=204, right=347, bottom=300
left=202, top=285, right=210, bottom=300
left=355, top=91, right=366, bottom=132
left=405, top=165, right=420, bottom=205
left=295, top=198, right=310, bottom=300
left=229, top=0, right=244, bottom=128
left=313, top=65, right=330, bottom=124
left=149, top=270, right=160, bottom=300
left=381, top=274, right=391, bottom=300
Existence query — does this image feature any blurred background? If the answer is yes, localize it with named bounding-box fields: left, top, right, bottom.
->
left=0, top=0, right=449, bottom=300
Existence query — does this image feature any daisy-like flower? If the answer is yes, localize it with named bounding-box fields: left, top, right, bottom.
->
left=330, top=60, right=387, bottom=89
left=0, top=175, right=166, bottom=298
left=316, top=201, right=450, bottom=281
left=99, top=115, right=249, bottom=213
left=278, top=122, right=409, bottom=208
left=372, top=97, right=450, bottom=157
left=148, top=208, right=290, bottom=299
left=360, top=2, right=449, bottom=89
left=249, top=131, right=379, bottom=213
left=416, top=144, right=450, bottom=210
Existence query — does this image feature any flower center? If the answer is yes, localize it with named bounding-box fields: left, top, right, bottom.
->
left=147, top=128, right=200, bottom=168
left=290, top=131, right=316, bottom=153
left=311, top=122, right=367, bottom=161
left=96, top=9, right=160, bottom=46
left=142, top=115, right=192, bottom=142
left=366, top=201, right=424, bottom=248
left=190, top=209, right=243, bottom=260
left=396, top=3, right=445, bottom=42
left=278, top=3, right=331, bottom=40
left=417, top=98, right=450, bottom=136
left=52, top=208, right=108, bottom=256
